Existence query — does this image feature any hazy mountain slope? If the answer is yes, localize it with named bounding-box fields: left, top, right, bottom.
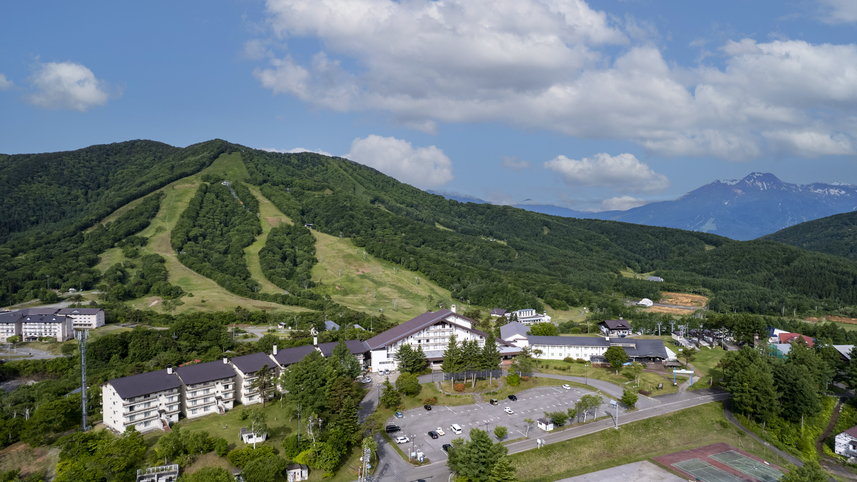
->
left=763, top=211, right=857, bottom=259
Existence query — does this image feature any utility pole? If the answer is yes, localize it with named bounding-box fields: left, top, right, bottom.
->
left=76, top=329, right=90, bottom=431
left=656, top=322, right=662, bottom=337
left=297, top=404, right=301, bottom=451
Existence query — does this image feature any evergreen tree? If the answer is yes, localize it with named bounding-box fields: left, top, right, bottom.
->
left=482, top=333, right=502, bottom=387
left=780, top=460, right=828, bottom=482
left=249, top=364, right=275, bottom=408
left=488, top=457, right=519, bottom=482
left=462, top=340, right=482, bottom=388
left=379, top=377, right=400, bottom=408
left=329, top=340, right=362, bottom=380
left=773, top=362, right=819, bottom=425
left=441, top=334, right=462, bottom=383
left=448, top=428, right=508, bottom=481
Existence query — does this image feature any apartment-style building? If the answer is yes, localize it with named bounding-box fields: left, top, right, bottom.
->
left=57, top=307, right=106, bottom=329
left=230, top=352, right=279, bottom=406
left=0, top=307, right=106, bottom=342
left=102, top=366, right=182, bottom=434
left=175, top=358, right=236, bottom=419
left=0, top=312, right=22, bottom=342
left=21, top=311, right=73, bottom=341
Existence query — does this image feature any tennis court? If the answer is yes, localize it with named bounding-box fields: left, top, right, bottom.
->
left=672, top=459, right=744, bottom=482
left=710, top=451, right=783, bottom=481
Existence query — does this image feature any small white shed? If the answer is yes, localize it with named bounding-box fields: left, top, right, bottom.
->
left=537, top=418, right=555, bottom=431
left=240, top=427, right=268, bottom=444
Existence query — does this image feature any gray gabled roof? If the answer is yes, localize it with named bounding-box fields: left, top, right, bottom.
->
left=231, top=352, right=275, bottom=374
left=271, top=345, right=318, bottom=367
left=20, top=308, right=59, bottom=316
left=500, top=321, right=530, bottom=340
left=317, top=340, right=371, bottom=357
left=109, top=369, right=182, bottom=399
left=365, top=310, right=454, bottom=350
left=324, top=320, right=340, bottom=331
left=621, top=339, right=667, bottom=359
left=0, top=312, right=21, bottom=324
left=22, top=315, right=66, bottom=324
left=601, top=319, right=631, bottom=330
left=56, top=308, right=102, bottom=315
left=527, top=336, right=610, bottom=347
left=490, top=308, right=508, bottom=316
left=175, top=360, right=236, bottom=385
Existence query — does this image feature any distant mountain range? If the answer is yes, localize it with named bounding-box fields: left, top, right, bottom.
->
left=433, top=173, right=857, bottom=241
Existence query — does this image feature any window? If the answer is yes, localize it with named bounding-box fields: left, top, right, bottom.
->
left=192, top=409, right=198, bottom=414
left=204, top=406, right=210, bottom=412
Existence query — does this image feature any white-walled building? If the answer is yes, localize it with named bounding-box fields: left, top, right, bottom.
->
left=599, top=319, right=632, bottom=337
left=0, top=312, right=22, bottom=342
left=21, top=312, right=73, bottom=341
left=230, top=352, right=278, bottom=406
left=365, top=308, right=515, bottom=372
left=500, top=321, right=530, bottom=347
left=102, top=367, right=182, bottom=434
left=57, top=308, right=105, bottom=329
left=514, top=309, right=551, bottom=325
left=175, top=359, right=237, bottom=419
left=836, top=426, right=857, bottom=458
left=526, top=336, right=668, bottom=363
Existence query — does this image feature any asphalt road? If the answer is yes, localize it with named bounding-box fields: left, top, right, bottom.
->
left=363, top=373, right=730, bottom=482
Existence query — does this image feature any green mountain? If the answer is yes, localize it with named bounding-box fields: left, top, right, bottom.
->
left=762, top=211, right=857, bottom=259
left=2, top=139, right=856, bottom=319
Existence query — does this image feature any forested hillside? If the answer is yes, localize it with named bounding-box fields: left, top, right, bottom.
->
left=763, top=211, right=857, bottom=259
left=3, top=139, right=857, bottom=319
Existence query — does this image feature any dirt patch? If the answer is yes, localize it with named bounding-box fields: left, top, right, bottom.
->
left=265, top=217, right=284, bottom=227
left=0, top=443, right=54, bottom=478
left=807, top=316, right=857, bottom=325
left=648, top=306, right=700, bottom=315
left=660, top=292, right=708, bottom=307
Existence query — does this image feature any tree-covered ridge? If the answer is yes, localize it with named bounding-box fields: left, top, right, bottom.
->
left=763, top=211, right=857, bottom=259
left=171, top=183, right=262, bottom=295
left=259, top=223, right=317, bottom=291
left=0, top=190, right=164, bottom=306
left=0, top=139, right=228, bottom=245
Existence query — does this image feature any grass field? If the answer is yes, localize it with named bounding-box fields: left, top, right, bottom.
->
left=242, top=185, right=294, bottom=295
left=685, top=346, right=727, bottom=390
left=535, top=360, right=680, bottom=395
left=396, top=382, right=475, bottom=409
left=508, top=402, right=781, bottom=482
left=310, top=230, right=460, bottom=325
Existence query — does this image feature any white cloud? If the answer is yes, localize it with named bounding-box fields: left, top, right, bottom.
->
left=0, top=74, right=13, bottom=90
left=543, top=152, right=670, bottom=193
left=817, top=0, right=857, bottom=24
left=501, top=156, right=530, bottom=171
left=260, top=147, right=334, bottom=156
left=27, top=61, right=115, bottom=111
left=600, top=195, right=647, bottom=211
left=346, top=135, right=453, bottom=188
left=253, top=0, right=857, bottom=161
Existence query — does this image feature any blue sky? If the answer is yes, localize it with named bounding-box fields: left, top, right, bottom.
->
left=1, top=0, right=856, bottom=211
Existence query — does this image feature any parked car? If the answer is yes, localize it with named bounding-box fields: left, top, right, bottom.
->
left=384, top=369, right=391, bottom=375
left=424, top=404, right=432, bottom=411
left=504, top=406, right=513, bottom=414
left=489, top=399, right=499, bottom=405
left=428, top=431, right=439, bottom=439
left=442, top=444, right=453, bottom=453
left=395, top=436, right=409, bottom=444
left=450, top=423, right=463, bottom=435
left=562, top=384, right=571, bottom=390
left=436, top=427, right=445, bottom=436
left=394, top=411, right=403, bottom=418
left=385, top=425, right=400, bottom=433
left=508, top=394, right=518, bottom=401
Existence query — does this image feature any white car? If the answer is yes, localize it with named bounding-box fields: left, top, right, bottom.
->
left=504, top=406, right=514, bottom=414
left=451, top=424, right=463, bottom=435
left=562, top=384, right=571, bottom=390
left=395, top=436, right=410, bottom=444
left=436, top=427, right=445, bottom=436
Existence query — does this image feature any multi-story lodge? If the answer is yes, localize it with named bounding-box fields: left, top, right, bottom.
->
left=175, top=358, right=236, bottom=419
left=0, top=307, right=105, bottom=342
left=364, top=307, right=519, bottom=371
left=102, top=366, right=182, bottom=434
left=514, top=309, right=552, bottom=325
left=230, top=352, right=279, bottom=406
left=57, top=307, right=105, bottom=329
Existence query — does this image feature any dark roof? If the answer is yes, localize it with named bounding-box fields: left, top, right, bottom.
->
left=21, top=308, right=59, bottom=316
left=621, top=339, right=668, bottom=359
left=527, top=336, right=610, bottom=347
left=843, top=426, right=857, bottom=439
left=231, top=352, right=275, bottom=374
left=0, top=312, right=21, bottom=324
left=271, top=345, right=318, bottom=367
left=109, top=369, right=182, bottom=399
left=176, top=359, right=236, bottom=385
left=317, top=340, right=371, bottom=357
left=601, top=319, right=631, bottom=330
left=22, top=315, right=66, bottom=324
left=490, top=308, right=508, bottom=316
left=56, top=308, right=102, bottom=315
left=324, top=320, right=340, bottom=331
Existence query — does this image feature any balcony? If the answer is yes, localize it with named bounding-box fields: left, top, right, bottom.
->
left=123, top=394, right=156, bottom=406
left=124, top=411, right=158, bottom=425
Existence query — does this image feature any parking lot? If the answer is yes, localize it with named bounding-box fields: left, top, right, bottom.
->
left=386, top=385, right=626, bottom=463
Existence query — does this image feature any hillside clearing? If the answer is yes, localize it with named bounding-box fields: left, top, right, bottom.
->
left=242, top=185, right=294, bottom=294
left=660, top=292, right=709, bottom=307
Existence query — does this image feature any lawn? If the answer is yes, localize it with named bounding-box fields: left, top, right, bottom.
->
left=535, top=360, right=680, bottom=395
left=310, top=230, right=462, bottom=325
left=508, top=402, right=783, bottom=482
left=684, top=346, right=727, bottom=390
left=242, top=185, right=295, bottom=295
left=440, top=379, right=500, bottom=394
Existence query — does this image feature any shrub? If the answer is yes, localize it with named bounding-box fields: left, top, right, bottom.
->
left=521, top=376, right=530, bottom=382
left=563, top=357, right=574, bottom=363
left=238, top=409, right=249, bottom=421
left=453, top=383, right=465, bottom=392
left=214, top=438, right=229, bottom=457
left=507, top=374, right=520, bottom=386
left=282, top=434, right=301, bottom=458
left=638, top=389, right=651, bottom=396
left=227, top=445, right=276, bottom=468
left=423, top=397, right=438, bottom=404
